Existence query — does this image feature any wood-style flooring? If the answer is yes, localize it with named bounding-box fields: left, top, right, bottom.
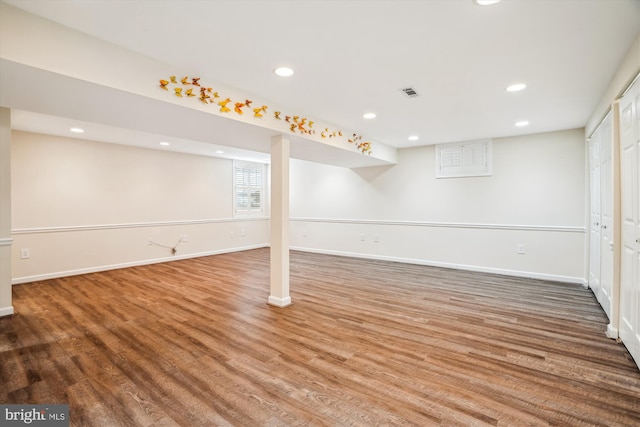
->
left=1, top=248, right=639, bottom=426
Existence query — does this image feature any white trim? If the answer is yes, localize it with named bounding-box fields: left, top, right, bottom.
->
left=290, top=246, right=587, bottom=285
left=290, top=217, right=585, bottom=233
left=11, top=244, right=268, bottom=285
left=0, top=238, right=14, bottom=246
left=587, top=109, right=613, bottom=140
left=268, top=295, right=292, bottom=307
left=12, top=218, right=583, bottom=235
left=618, top=70, right=640, bottom=99
left=0, top=306, right=15, bottom=317
left=606, top=324, right=619, bottom=340
left=12, top=217, right=269, bottom=235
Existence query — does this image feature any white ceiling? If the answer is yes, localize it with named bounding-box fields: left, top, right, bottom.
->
left=2, top=0, right=640, bottom=162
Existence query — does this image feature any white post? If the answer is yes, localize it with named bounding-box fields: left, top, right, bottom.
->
left=268, top=135, right=291, bottom=307
left=0, top=107, right=14, bottom=317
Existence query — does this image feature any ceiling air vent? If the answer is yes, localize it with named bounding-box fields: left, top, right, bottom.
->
left=401, top=87, right=419, bottom=98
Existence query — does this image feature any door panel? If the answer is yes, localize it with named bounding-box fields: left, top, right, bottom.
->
left=589, top=136, right=601, bottom=299
left=619, top=79, right=640, bottom=367
left=600, top=115, right=613, bottom=318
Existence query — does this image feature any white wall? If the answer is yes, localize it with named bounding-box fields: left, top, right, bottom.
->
left=11, top=131, right=268, bottom=283
left=586, top=34, right=640, bottom=137
left=12, top=128, right=586, bottom=284
left=290, top=128, right=586, bottom=283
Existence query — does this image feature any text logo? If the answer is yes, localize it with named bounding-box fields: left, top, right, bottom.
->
left=1, top=405, right=69, bottom=426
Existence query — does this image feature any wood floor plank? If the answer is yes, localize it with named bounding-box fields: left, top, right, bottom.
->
left=1, top=248, right=639, bottom=426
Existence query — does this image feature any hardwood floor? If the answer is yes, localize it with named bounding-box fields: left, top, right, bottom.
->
left=1, top=248, right=639, bottom=426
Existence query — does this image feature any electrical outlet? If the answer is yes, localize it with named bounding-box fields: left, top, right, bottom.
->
left=147, top=238, right=153, bottom=245
left=240, top=229, right=246, bottom=237
left=360, top=233, right=366, bottom=241
left=180, top=234, right=188, bottom=242
left=20, top=248, right=30, bottom=259
left=517, top=244, right=526, bottom=254
left=373, top=234, right=380, bottom=243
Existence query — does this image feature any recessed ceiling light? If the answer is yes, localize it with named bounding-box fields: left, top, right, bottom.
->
left=70, top=127, right=84, bottom=133
left=506, top=83, right=527, bottom=92
left=159, top=141, right=170, bottom=146
left=215, top=150, right=224, bottom=154
left=408, top=135, right=419, bottom=141
left=475, top=0, right=501, bottom=5
left=274, top=67, right=294, bottom=77
left=515, top=121, right=529, bottom=127
left=363, top=112, right=376, bottom=119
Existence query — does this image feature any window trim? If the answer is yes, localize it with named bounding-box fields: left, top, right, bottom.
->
left=435, top=139, right=493, bottom=178
left=233, top=161, right=265, bottom=217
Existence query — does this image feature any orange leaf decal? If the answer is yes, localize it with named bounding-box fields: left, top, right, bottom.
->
left=219, top=98, right=231, bottom=113
left=234, top=102, right=246, bottom=114
left=253, top=106, right=268, bottom=118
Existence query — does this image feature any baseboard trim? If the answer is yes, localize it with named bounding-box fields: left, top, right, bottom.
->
left=12, top=243, right=586, bottom=286
left=606, top=324, right=619, bottom=340
left=290, top=246, right=586, bottom=285
left=12, top=244, right=269, bottom=285
left=0, top=305, right=15, bottom=317
left=268, top=296, right=292, bottom=308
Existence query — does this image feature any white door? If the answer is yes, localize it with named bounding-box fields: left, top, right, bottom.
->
left=619, top=78, right=640, bottom=367
left=599, top=114, right=614, bottom=318
left=589, top=134, right=601, bottom=299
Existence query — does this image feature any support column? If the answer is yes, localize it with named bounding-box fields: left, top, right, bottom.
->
left=268, top=134, right=291, bottom=307
left=0, top=107, right=14, bottom=317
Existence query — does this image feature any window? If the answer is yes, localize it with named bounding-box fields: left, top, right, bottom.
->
left=234, top=161, right=265, bottom=216
left=435, top=139, right=492, bottom=178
